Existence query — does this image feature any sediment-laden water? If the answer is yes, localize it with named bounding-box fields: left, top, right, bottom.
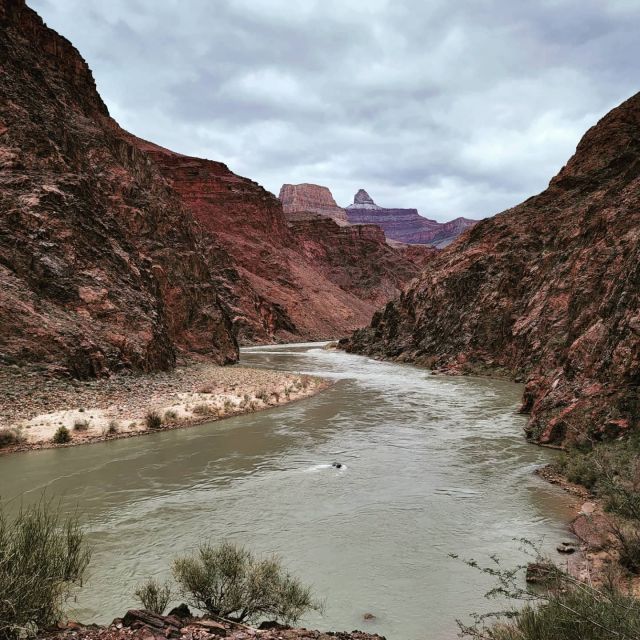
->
left=0, top=343, right=576, bottom=639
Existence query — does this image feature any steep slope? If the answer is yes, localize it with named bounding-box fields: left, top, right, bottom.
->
left=0, top=0, right=237, bottom=376
left=279, top=183, right=348, bottom=225
left=138, top=141, right=426, bottom=341
left=345, top=189, right=477, bottom=246
left=344, top=94, right=640, bottom=445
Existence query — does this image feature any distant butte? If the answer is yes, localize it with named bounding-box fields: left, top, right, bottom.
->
left=345, top=189, right=477, bottom=247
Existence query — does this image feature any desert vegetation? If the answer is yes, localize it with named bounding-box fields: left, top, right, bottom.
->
left=0, top=501, right=91, bottom=639
left=134, top=578, right=172, bottom=615
left=455, top=544, right=640, bottom=640
left=172, top=542, right=321, bottom=624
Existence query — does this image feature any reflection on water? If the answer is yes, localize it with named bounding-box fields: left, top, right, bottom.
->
left=0, top=343, right=575, bottom=640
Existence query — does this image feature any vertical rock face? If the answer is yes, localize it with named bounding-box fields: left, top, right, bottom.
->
left=345, top=190, right=476, bottom=246
left=0, top=0, right=238, bottom=375
left=279, top=183, right=349, bottom=225
left=344, top=93, right=640, bottom=445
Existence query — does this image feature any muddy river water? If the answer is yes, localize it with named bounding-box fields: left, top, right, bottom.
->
left=0, top=343, right=577, bottom=639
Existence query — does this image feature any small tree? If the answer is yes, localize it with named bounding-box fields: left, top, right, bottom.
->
left=172, top=542, right=320, bottom=624
left=0, top=500, right=91, bottom=639
left=134, top=578, right=172, bottom=615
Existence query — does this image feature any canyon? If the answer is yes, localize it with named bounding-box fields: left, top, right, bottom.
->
left=344, top=93, right=640, bottom=446
left=0, top=0, right=424, bottom=377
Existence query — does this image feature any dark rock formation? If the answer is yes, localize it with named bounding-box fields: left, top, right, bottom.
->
left=345, top=189, right=476, bottom=247
left=279, top=183, right=348, bottom=225
left=0, top=0, right=237, bottom=376
left=344, top=94, right=640, bottom=446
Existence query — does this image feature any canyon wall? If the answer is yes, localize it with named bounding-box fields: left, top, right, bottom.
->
left=0, top=0, right=238, bottom=376
left=344, top=94, right=640, bottom=445
left=0, top=0, right=426, bottom=375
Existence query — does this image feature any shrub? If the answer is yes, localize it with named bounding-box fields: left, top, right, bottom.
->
left=107, top=420, right=119, bottom=435
left=223, top=399, right=234, bottom=413
left=164, top=410, right=178, bottom=422
left=0, top=429, right=23, bottom=449
left=52, top=426, right=71, bottom=444
left=145, top=411, right=163, bottom=430
left=256, top=390, right=269, bottom=403
left=193, top=404, right=216, bottom=417
left=455, top=544, right=640, bottom=640
left=73, top=419, right=89, bottom=432
left=172, top=542, right=320, bottom=624
left=0, top=500, right=91, bottom=639
left=134, top=578, right=172, bottom=615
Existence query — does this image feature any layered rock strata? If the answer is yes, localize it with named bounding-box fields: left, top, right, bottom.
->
left=344, top=94, right=640, bottom=446
left=279, top=183, right=348, bottom=225
left=345, top=189, right=476, bottom=247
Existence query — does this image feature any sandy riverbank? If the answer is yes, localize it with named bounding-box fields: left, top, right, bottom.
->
left=0, top=360, right=330, bottom=454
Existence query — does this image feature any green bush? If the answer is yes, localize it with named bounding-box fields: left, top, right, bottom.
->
left=172, top=542, right=320, bottom=624
left=0, top=501, right=91, bottom=639
left=52, top=426, right=71, bottom=444
left=145, top=411, right=163, bottom=430
left=456, top=545, right=640, bottom=640
left=134, top=578, right=172, bottom=615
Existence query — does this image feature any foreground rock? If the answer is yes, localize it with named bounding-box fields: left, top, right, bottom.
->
left=343, top=93, right=640, bottom=446
left=43, top=610, right=385, bottom=640
left=345, top=189, right=476, bottom=247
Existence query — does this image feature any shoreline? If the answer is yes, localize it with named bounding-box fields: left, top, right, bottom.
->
left=0, top=359, right=332, bottom=456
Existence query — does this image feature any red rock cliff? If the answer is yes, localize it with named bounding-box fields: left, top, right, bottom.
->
left=279, top=183, right=348, bottom=225
left=0, top=0, right=239, bottom=375
left=344, top=94, right=640, bottom=445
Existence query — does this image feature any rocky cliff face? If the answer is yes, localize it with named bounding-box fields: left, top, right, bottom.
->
left=344, top=94, right=640, bottom=445
left=0, top=0, right=238, bottom=376
left=279, top=183, right=348, bottom=225
left=345, top=189, right=476, bottom=246
left=132, top=139, right=427, bottom=342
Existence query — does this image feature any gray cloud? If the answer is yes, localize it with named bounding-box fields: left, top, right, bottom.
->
left=30, top=0, right=640, bottom=220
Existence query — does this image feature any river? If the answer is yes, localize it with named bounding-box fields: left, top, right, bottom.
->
left=0, top=343, right=576, bottom=639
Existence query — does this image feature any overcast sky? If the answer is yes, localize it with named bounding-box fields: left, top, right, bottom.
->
left=31, top=0, right=640, bottom=221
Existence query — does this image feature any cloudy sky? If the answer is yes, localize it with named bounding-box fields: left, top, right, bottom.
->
left=31, top=0, right=640, bottom=221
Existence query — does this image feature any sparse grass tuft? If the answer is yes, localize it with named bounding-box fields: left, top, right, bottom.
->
left=134, top=577, right=172, bottom=615
left=73, top=419, right=89, bottom=432
left=192, top=404, right=216, bottom=417
left=164, top=410, right=178, bottom=422
left=107, top=420, right=119, bottom=435
left=145, top=411, right=163, bottom=430
left=0, top=429, right=24, bottom=449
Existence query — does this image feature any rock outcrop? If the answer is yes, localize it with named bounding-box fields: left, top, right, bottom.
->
left=343, top=94, right=640, bottom=446
left=345, top=190, right=476, bottom=247
left=47, top=609, right=385, bottom=640
left=279, top=183, right=349, bottom=225
left=0, top=0, right=238, bottom=376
